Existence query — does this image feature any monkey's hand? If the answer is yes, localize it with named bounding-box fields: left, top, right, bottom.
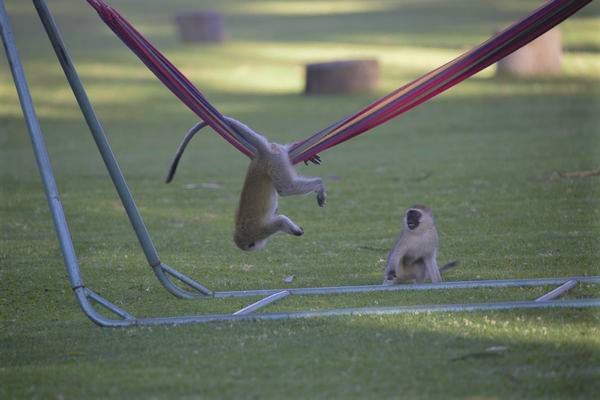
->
left=386, top=269, right=396, bottom=281
left=382, top=263, right=397, bottom=285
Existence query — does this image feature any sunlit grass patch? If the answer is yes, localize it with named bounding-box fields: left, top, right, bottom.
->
left=236, top=0, right=397, bottom=16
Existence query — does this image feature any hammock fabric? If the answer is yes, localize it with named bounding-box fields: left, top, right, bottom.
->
left=85, top=0, right=591, bottom=165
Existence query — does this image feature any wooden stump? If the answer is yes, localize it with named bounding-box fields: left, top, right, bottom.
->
left=305, top=59, right=379, bottom=95
left=175, top=11, right=225, bottom=43
left=496, top=28, right=562, bottom=76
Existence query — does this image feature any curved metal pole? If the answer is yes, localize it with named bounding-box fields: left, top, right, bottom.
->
left=32, top=0, right=160, bottom=267
left=32, top=0, right=211, bottom=298
left=0, top=0, right=105, bottom=323
left=74, top=289, right=132, bottom=327
left=153, top=263, right=213, bottom=298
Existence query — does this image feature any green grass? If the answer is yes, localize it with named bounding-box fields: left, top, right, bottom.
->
left=1, top=0, right=599, bottom=398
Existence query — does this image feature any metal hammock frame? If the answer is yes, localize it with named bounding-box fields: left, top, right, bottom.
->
left=1, top=0, right=599, bottom=327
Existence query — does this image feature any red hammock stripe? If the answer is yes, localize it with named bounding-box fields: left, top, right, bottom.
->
left=86, top=0, right=254, bottom=157
left=85, top=0, right=591, bottom=165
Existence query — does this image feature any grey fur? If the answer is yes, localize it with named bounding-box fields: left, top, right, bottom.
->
left=383, top=205, right=456, bottom=284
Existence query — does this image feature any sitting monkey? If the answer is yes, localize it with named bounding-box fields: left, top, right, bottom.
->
left=383, top=205, right=457, bottom=284
left=166, top=117, right=326, bottom=251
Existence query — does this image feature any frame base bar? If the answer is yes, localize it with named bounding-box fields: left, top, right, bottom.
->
left=75, top=275, right=599, bottom=326
left=212, top=276, right=600, bottom=298
left=89, top=298, right=600, bottom=327
left=233, top=291, right=291, bottom=316
left=535, top=280, right=577, bottom=302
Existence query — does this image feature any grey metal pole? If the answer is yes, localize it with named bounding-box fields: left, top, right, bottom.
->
left=31, top=0, right=162, bottom=268
left=118, top=298, right=600, bottom=327
left=0, top=0, right=83, bottom=290
left=32, top=0, right=212, bottom=298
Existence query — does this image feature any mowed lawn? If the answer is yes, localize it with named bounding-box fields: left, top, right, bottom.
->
left=1, top=0, right=599, bottom=398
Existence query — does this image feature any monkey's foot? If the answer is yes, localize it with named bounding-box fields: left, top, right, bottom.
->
left=304, top=154, right=322, bottom=165
left=317, top=191, right=326, bottom=207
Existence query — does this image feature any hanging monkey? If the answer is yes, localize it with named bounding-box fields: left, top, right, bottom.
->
left=166, top=117, right=326, bottom=251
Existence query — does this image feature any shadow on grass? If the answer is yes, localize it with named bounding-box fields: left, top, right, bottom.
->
left=0, top=307, right=598, bottom=399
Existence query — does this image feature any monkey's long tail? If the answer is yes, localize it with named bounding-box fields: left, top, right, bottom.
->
left=440, top=261, right=459, bottom=273
left=165, top=121, right=209, bottom=183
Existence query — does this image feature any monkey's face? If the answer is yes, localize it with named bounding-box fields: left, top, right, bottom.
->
left=234, top=236, right=268, bottom=251
left=405, top=207, right=434, bottom=232
left=405, top=209, right=422, bottom=230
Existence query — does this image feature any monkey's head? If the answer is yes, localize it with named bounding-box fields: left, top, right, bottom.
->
left=234, top=234, right=268, bottom=251
left=404, top=205, right=434, bottom=232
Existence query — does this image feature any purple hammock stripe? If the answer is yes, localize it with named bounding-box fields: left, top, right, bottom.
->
left=288, top=0, right=590, bottom=163
left=308, top=5, right=582, bottom=159
left=287, top=0, right=565, bottom=159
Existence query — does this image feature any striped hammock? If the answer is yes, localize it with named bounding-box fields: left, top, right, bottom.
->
left=85, top=0, right=591, bottom=165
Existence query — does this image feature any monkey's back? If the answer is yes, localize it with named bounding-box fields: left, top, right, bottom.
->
left=235, top=156, right=278, bottom=233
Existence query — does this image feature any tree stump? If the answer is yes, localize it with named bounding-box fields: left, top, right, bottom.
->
left=496, top=28, right=562, bottom=76
left=174, top=11, right=225, bottom=43
left=305, top=59, right=379, bottom=95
